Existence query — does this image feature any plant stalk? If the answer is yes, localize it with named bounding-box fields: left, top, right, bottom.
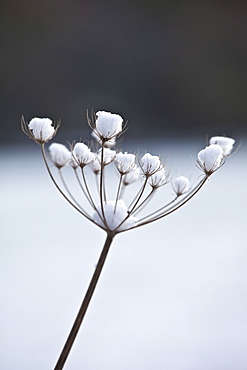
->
left=53, top=232, right=115, bottom=370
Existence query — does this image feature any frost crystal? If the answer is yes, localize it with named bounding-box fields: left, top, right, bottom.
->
left=93, top=200, right=137, bottom=231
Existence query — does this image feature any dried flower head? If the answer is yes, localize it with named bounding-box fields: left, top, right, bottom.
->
left=173, top=176, right=190, bottom=196
left=148, top=168, right=167, bottom=189
left=73, top=143, right=95, bottom=167
left=94, top=111, right=123, bottom=142
left=209, top=136, right=235, bottom=156
left=197, top=144, right=224, bottom=175
left=141, top=153, right=162, bottom=176
left=21, top=116, right=59, bottom=144
left=115, top=152, right=136, bottom=174
left=49, top=143, right=71, bottom=169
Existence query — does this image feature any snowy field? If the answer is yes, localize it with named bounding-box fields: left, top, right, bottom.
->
left=0, top=137, right=247, bottom=370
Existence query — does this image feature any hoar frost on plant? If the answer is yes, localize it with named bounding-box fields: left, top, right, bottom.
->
left=21, top=111, right=235, bottom=234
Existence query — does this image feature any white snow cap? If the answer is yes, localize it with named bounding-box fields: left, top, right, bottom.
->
left=95, top=111, right=123, bottom=140
left=197, top=144, right=224, bottom=174
left=49, top=143, right=71, bottom=168
left=123, top=165, right=140, bottom=185
left=29, top=117, right=55, bottom=142
left=73, top=143, right=95, bottom=167
left=93, top=200, right=137, bottom=232
left=173, top=176, right=190, bottom=196
left=149, top=168, right=167, bottom=188
left=115, top=152, right=136, bottom=174
left=90, top=157, right=101, bottom=174
left=209, top=136, right=235, bottom=156
left=91, top=130, right=116, bottom=148
left=141, top=153, right=161, bottom=176
left=97, top=148, right=116, bottom=165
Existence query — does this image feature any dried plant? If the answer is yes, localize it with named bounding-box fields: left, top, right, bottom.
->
left=22, top=111, right=235, bottom=369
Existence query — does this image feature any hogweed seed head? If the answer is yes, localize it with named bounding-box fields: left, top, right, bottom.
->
left=123, top=165, right=140, bottom=186
left=94, top=111, right=123, bottom=142
left=21, top=116, right=59, bottom=144
left=141, top=153, right=162, bottom=176
left=197, top=144, right=224, bottom=175
left=22, top=109, right=235, bottom=235
left=73, top=143, right=95, bottom=167
left=148, top=168, right=167, bottom=189
left=209, top=136, right=235, bottom=156
left=115, top=152, right=136, bottom=174
left=49, top=143, right=71, bottom=169
left=173, top=176, right=190, bottom=196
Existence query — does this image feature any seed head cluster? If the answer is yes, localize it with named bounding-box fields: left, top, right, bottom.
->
left=22, top=111, right=235, bottom=235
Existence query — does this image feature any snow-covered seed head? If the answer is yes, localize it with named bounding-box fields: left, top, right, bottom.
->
left=93, top=200, right=137, bottom=232
left=98, top=148, right=116, bottom=166
left=73, top=143, right=95, bottom=167
left=141, top=153, right=162, bottom=176
left=115, top=152, right=136, bottom=174
left=22, top=117, right=58, bottom=144
left=90, top=157, right=102, bottom=174
left=49, top=143, right=71, bottom=169
left=91, top=130, right=116, bottom=148
left=173, top=176, right=190, bottom=196
left=197, top=144, right=224, bottom=175
left=148, top=168, right=167, bottom=189
left=94, top=111, right=123, bottom=141
left=209, top=136, right=235, bottom=156
left=69, top=154, right=79, bottom=170
left=123, top=165, right=140, bottom=186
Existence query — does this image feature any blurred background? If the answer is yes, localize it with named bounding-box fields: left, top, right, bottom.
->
left=1, top=0, right=247, bottom=142
left=1, top=1, right=247, bottom=369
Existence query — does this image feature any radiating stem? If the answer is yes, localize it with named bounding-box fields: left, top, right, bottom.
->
left=114, top=174, right=123, bottom=213
left=40, top=144, right=96, bottom=225
left=122, top=175, right=209, bottom=232
left=58, top=169, right=90, bottom=217
left=53, top=232, right=115, bottom=370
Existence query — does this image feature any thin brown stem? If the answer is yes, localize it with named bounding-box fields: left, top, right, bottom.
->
left=118, top=175, right=209, bottom=233
left=41, top=144, right=97, bottom=226
left=53, top=232, right=115, bottom=370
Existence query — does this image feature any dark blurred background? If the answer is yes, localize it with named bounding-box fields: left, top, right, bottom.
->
left=1, top=0, right=247, bottom=144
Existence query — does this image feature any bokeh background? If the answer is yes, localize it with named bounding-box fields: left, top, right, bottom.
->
left=1, top=1, right=247, bottom=369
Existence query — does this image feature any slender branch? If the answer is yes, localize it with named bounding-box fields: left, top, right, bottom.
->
left=118, top=175, right=209, bottom=232
left=112, top=177, right=148, bottom=232
left=114, top=174, right=123, bottom=213
left=99, top=146, right=107, bottom=225
left=131, top=188, right=155, bottom=216
left=41, top=144, right=98, bottom=226
left=53, top=232, right=115, bottom=370
left=81, top=168, right=97, bottom=210
left=74, top=168, right=94, bottom=207
left=58, top=169, right=90, bottom=218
